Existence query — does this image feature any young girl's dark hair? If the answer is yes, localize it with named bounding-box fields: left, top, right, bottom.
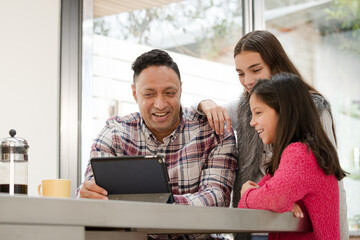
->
left=249, top=73, right=347, bottom=180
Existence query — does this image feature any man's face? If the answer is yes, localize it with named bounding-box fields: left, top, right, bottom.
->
left=132, top=65, right=182, bottom=142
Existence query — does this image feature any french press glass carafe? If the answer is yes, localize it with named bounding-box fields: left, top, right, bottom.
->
left=0, top=129, right=29, bottom=195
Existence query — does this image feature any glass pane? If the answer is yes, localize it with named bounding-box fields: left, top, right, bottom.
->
left=265, top=0, right=360, bottom=233
left=82, top=0, right=243, bottom=180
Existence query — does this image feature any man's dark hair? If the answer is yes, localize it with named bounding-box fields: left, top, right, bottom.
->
left=131, top=49, right=181, bottom=84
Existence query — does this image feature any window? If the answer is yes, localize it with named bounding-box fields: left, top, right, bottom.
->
left=81, top=0, right=243, bottom=175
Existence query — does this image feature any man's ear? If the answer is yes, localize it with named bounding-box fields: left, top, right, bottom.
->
left=131, top=84, right=138, bottom=102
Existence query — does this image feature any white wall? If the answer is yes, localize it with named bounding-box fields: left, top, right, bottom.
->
left=0, top=0, right=61, bottom=195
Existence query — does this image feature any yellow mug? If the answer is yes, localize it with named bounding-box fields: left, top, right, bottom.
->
left=38, top=179, right=71, bottom=198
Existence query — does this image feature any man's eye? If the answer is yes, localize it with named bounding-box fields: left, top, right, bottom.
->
left=166, top=92, right=176, bottom=96
left=253, top=68, right=261, bottom=73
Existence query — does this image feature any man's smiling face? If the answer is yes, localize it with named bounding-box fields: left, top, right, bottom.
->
left=132, top=65, right=182, bottom=142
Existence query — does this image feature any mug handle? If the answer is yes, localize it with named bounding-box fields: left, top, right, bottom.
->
left=37, top=184, right=42, bottom=196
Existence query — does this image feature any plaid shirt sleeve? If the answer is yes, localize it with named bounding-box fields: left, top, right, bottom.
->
left=173, top=131, right=237, bottom=207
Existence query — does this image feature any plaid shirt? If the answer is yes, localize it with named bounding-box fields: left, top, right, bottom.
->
left=78, top=107, right=237, bottom=239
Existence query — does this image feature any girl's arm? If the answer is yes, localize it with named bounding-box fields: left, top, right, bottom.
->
left=238, top=143, right=316, bottom=213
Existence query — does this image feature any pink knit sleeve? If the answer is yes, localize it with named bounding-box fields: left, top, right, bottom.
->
left=256, top=174, right=271, bottom=187
left=238, top=143, right=317, bottom=212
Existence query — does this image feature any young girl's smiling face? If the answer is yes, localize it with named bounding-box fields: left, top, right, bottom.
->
left=249, top=94, right=278, bottom=144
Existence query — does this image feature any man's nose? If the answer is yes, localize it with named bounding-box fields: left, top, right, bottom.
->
left=154, top=95, right=167, bottom=109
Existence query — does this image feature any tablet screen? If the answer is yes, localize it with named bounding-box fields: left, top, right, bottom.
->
left=90, top=155, right=174, bottom=203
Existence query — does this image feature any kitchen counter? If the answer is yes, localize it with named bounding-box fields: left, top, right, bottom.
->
left=0, top=194, right=311, bottom=240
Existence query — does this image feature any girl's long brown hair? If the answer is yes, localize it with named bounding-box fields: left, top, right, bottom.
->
left=234, top=30, right=337, bottom=144
left=234, top=30, right=318, bottom=94
left=250, top=73, right=346, bottom=180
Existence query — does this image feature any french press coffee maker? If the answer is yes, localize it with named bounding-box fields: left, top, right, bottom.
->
left=0, top=129, right=29, bottom=195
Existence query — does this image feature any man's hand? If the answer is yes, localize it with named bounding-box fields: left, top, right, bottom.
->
left=79, top=180, right=108, bottom=200
left=241, top=180, right=259, bottom=196
left=291, top=203, right=304, bottom=218
left=198, top=100, right=232, bottom=135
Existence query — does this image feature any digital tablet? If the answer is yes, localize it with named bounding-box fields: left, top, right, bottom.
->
left=90, top=155, right=174, bottom=203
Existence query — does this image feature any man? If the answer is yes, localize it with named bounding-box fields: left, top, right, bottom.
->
left=77, top=49, right=237, bottom=239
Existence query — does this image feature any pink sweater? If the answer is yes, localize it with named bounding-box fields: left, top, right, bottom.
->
left=238, top=142, right=340, bottom=240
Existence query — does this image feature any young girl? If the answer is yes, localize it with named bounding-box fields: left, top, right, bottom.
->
left=238, top=73, right=347, bottom=240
